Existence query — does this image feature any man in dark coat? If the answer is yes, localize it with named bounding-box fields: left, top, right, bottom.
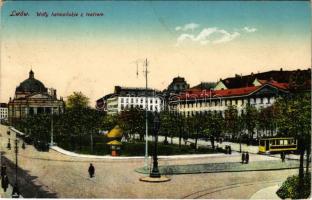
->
left=246, top=152, right=249, bottom=164
left=1, top=165, right=6, bottom=178
left=1, top=174, right=9, bottom=192
left=241, top=152, right=245, bottom=164
left=281, top=152, right=285, bottom=162
left=88, top=163, right=95, bottom=178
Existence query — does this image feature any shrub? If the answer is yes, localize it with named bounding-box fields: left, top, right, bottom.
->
left=276, top=172, right=311, bottom=199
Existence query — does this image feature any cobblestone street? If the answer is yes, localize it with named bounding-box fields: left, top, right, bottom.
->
left=0, top=125, right=298, bottom=198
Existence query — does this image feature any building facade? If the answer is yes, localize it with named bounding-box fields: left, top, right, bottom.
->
left=0, top=103, right=8, bottom=123
left=8, top=70, right=64, bottom=124
left=102, top=86, right=164, bottom=115
left=171, top=81, right=290, bottom=117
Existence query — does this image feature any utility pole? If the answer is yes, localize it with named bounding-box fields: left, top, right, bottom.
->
left=90, top=131, right=93, bottom=153
left=144, top=58, right=149, bottom=170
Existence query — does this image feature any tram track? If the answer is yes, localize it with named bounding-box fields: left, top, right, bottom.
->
left=182, top=179, right=283, bottom=199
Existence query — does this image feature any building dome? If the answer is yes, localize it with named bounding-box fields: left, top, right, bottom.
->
left=15, top=70, right=47, bottom=93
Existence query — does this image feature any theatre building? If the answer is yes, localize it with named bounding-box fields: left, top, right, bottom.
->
left=8, top=70, right=64, bottom=124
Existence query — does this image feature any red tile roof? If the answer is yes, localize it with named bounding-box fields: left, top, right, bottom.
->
left=177, top=82, right=289, bottom=100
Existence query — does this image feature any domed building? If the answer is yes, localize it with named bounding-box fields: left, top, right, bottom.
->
left=8, top=70, right=64, bottom=123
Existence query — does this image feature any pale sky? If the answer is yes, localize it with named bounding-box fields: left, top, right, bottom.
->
left=0, top=1, right=311, bottom=106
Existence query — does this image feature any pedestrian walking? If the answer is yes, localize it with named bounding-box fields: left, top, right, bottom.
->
left=1, top=174, right=9, bottom=192
left=246, top=152, right=249, bottom=164
left=1, top=165, right=6, bottom=178
left=241, top=152, right=245, bottom=164
left=229, top=146, right=232, bottom=154
left=12, top=183, right=19, bottom=197
left=88, top=163, right=95, bottom=178
left=281, top=152, right=285, bottom=162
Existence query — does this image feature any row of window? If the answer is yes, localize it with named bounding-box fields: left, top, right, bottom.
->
left=120, top=104, right=159, bottom=111
left=120, top=97, right=160, bottom=104
left=179, top=97, right=274, bottom=109
left=182, top=110, right=223, bottom=117
left=181, top=109, right=250, bottom=117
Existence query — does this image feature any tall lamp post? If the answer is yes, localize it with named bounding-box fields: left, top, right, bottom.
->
left=139, top=112, right=170, bottom=182
left=150, top=112, right=160, bottom=178
left=7, top=135, right=25, bottom=198
left=50, top=108, right=54, bottom=146
left=12, top=139, right=19, bottom=198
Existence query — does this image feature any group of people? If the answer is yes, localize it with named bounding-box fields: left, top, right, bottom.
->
left=241, top=152, right=249, bottom=164
left=1, top=164, right=9, bottom=192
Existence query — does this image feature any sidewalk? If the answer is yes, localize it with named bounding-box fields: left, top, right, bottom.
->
left=250, top=184, right=281, bottom=199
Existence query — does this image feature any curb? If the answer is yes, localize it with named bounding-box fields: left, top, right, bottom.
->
left=135, top=166, right=300, bottom=175
left=50, top=146, right=238, bottom=160
left=135, top=160, right=300, bottom=175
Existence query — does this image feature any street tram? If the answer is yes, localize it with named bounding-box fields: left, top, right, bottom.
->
left=258, top=137, right=297, bottom=154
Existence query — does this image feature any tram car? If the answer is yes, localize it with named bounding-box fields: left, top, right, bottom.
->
left=258, top=137, right=297, bottom=154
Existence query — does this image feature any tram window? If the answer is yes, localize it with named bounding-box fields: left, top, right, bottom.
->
left=260, top=140, right=265, bottom=146
left=270, top=140, right=275, bottom=145
left=284, top=140, right=288, bottom=145
left=276, top=140, right=280, bottom=145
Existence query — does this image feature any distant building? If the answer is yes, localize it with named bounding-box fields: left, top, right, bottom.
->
left=8, top=70, right=64, bottom=124
left=165, top=76, right=190, bottom=95
left=100, top=86, right=164, bottom=115
left=214, top=68, right=311, bottom=92
left=95, top=93, right=115, bottom=112
left=162, top=76, right=190, bottom=110
left=0, top=103, right=8, bottom=123
left=190, top=82, right=216, bottom=91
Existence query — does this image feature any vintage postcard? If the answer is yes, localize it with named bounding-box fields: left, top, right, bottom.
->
left=0, top=0, right=311, bottom=199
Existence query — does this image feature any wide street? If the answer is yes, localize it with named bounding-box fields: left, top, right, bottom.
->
left=0, top=125, right=298, bottom=198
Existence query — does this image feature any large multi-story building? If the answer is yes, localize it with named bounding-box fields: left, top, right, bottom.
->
left=0, top=103, right=8, bottom=123
left=100, top=86, right=164, bottom=115
left=172, top=81, right=290, bottom=117
left=8, top=70, right=64, bottom=124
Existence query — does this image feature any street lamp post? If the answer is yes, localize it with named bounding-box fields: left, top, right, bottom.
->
left=7, top=133, right=25, bottom=198
left=150, top=112, right=160, bottom=178
left=12, top=138, right=19, bottom=198
left=50, top=108, right=54, bottom=146
left=143, top=59, right=149, bottom=169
